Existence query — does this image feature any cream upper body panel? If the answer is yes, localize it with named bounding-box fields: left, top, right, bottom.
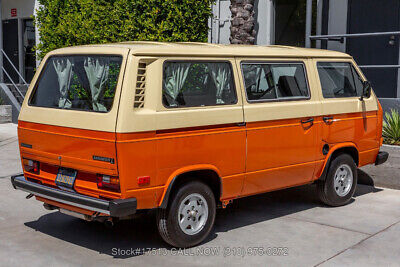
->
left=237, top=57, right=321, bottom=122
left=68, top=41, right=351, bottom=58
left=115, top=43, right=351, bottom=133
left=116, top=55, right=245, bottom=133
left=311, top=58, right=378, bottom=115
left=20, top=42, right=374, bottom=134
left=19, top=46, right=130, bottom=132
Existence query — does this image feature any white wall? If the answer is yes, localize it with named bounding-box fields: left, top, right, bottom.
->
left=209, top=0, right=231, bottom=44
left=327, top=0, right=348, bottom=52
left=1, top=0, right=35, bottom=19
left=255, top=0, right=274, bottom=45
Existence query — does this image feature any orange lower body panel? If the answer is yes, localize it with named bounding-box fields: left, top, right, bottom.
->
left=19, top=111, right=381, bottom=213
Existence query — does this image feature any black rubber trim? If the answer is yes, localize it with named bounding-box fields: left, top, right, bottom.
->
left=11, top=175, right=136, bottom=217
left=160, top=176, right=176, bottom=209
left=109, top=198, right=137, bottom=217
left=318, top=155, right=332, bottom=181
left=159, top=174, right=223, bottom=209
left=375, top=151, right=389, bottom=166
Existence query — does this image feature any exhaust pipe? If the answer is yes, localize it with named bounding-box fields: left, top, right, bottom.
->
left=104, top=218, right=114, bottom=228
left=43, top=203, right=57, bottom=210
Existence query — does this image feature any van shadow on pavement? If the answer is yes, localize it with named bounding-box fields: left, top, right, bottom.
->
left=24, top=170, right=382, bottom=259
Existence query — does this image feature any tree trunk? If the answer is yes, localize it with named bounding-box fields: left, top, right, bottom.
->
left=229, top=0, right=256, bottom=44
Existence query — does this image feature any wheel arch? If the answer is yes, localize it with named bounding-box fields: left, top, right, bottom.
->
left=158, top=165, right=222, bottom=209
left=318, top=143, right=359, bottom=181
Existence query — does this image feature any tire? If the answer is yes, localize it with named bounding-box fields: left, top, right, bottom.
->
left=317, top=153, right=358, bottom=207
left=156, top=181, right=216, bottom=248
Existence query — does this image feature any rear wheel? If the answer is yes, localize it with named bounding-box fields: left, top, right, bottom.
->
left=317, top=153, right=358, bottom=206
left=157, top=181, right=216, bottom=248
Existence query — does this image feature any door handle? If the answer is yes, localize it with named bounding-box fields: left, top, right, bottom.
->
left=323, top=116, right=334, bottom=124
left=301, top=118, right=314, bottom=125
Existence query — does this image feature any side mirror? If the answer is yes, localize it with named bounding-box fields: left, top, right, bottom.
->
left=360, top=81, right=372, bottom=101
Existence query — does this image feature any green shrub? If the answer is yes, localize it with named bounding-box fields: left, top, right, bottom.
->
left=383, top=109, right=400, bottom=145
left=0, top=96, right=3, bottom=105
left=35, top=0, right=214, bottom=60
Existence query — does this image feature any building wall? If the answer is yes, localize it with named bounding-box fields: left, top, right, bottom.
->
left=1, top=0, right=35, bottom=19
left=254, top=0, right=274, bottom=45
left=209, top=0, right=231, bottom=44
left=323, top=0, right=400, bottom=109
left=326, top=0, right=348, bottom=52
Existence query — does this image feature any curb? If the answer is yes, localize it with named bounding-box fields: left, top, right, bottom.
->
left=382, top=144, right=400, bottom=149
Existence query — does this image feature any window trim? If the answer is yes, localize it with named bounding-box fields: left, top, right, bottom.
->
left=350, top=64, right=371, bottom=99
left=28, top=54, right=124, bottom=114
left=316, top=61, right=370, bottom=100
left=240, top=61, right=312, bottom=104
left=161, top=60, right=239, bottom=109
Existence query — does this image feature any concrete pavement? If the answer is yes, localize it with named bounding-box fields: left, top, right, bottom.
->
left=0, top=179, right=399, bottom=266
left=0, top=122, right=399, bottom=266
left=360, top=144, right=400, bottom=190
left=0, top=123, right=22, bottom=178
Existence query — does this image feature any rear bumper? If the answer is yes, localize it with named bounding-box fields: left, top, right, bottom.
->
left=375, top=151, right=389, bottom=166
left=11, top=174, right=136, bottom=217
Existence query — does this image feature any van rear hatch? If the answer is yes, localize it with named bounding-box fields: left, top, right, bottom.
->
left=18, top=50, right=129, bottom=199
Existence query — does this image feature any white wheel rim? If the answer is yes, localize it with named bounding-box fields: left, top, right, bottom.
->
left=178, top=193, right=208, bottom=235
left=334, top=164, right=353, bottom=197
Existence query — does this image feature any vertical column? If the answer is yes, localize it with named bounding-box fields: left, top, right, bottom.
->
left=305, top=0, right=313, bottom=48
left=34, top=0, right=41, bottom=67
left=256, top=0, right=273, bottom=45
left=18, top=18, right=24, bottom=83
left=208, top=7, right=212, bottom=43
left=316, top=0, right=323, bottom=48
left=215, top=0, right=220, bottom=43
left=0, top=0, right=3, bottom=82
left=397, top=47, right=400, bottom=98
left=270, top=0, right=275, bottom=45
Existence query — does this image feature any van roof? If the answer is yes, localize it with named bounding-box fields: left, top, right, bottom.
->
left=52, top=41, right=352, bottom=58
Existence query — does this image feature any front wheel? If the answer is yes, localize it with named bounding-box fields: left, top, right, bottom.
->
left=157, top=181, right=216, bottom=248
left=317, top=153, right=358, bottom=206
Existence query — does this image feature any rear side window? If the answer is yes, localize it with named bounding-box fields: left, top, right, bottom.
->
left=30, top=55, right=122, bottom=112
left=162, top=61, right=237, bottom=108
left=317, top=62, right=363, bottom=98
left=241, top=63, right=309, bottom=101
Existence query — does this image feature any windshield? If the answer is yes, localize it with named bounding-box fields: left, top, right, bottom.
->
left=29, top=55, right=122, bottom=112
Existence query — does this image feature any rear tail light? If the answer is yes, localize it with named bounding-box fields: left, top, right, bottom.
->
left=23, top=159, right=39, bottom=174
left=97, top=174, right=120, bottom=192
left=138, top=176, right=150, bottom=186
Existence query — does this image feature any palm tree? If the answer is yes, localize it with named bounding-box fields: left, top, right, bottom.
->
left=229, top=0, right=256, bottom=44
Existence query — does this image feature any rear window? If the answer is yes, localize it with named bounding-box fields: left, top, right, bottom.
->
left=30, top=55, right=123, bottom=112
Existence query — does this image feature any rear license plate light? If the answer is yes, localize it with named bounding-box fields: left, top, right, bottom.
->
left=23, top=158, right=40, bottom=174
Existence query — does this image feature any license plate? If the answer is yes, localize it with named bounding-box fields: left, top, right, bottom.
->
left=55, top=168, right=77, bottom=189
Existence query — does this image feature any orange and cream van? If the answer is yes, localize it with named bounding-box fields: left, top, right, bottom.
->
left=11, top=42, right=388, bottom=247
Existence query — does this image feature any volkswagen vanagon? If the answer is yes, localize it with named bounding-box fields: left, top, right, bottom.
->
left=11, top=42, right=388, bottom=248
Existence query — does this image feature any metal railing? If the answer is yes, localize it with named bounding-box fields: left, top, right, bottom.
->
left=0, top=49, right=26, bottom=100
left=310, top=31, right=400, bottom=69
